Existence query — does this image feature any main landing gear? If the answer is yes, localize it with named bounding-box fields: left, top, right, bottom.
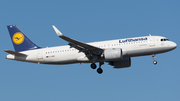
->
left=91, top=63, right=97, bottom=69
left=90, top=62, right=104, bottom=74
left=152, top=54, right=157, bottom=65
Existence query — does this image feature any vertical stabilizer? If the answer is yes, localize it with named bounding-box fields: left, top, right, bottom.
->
left=7, top=25, right=41, bottom=52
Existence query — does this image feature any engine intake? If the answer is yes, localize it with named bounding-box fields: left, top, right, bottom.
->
left=104, top=48, right=123, bottom=61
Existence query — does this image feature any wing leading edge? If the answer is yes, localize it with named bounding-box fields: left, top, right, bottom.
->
left=52, top=25, right=104, bottom=57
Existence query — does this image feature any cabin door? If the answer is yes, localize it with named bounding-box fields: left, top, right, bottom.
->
left=37, top=50, right=43, bottom=61
left=149, top=36, right=155, bottom=47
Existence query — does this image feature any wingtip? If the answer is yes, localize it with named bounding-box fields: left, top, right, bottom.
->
left=52, top=25, right=55, bottom=28
left=52, top=25, right=63, bottom=36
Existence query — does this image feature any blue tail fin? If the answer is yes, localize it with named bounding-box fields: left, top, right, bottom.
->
left=7, top=25, right=41, bottom=52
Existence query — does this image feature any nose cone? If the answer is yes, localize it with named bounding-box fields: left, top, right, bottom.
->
left=170, top=41, right=177, bottom=50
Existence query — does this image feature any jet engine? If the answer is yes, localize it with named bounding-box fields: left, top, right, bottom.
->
left=103, top=48, right=123, bottom=61
left=109, top=58, right=131, bottom=68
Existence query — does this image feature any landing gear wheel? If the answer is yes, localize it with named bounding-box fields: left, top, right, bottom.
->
left=91, top=63, right=97, bottom=69
left=152, top=55, right=157, bottom=65
left=97, top=68, right=103, bottom=74
left=153, top=60, right=157, bottom=65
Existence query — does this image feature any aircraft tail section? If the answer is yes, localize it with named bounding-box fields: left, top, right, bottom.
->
left=7, top=25, right=41, bottom=52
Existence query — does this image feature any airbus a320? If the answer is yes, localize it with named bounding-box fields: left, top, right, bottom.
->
left=5, top=25, right=177, bottom=74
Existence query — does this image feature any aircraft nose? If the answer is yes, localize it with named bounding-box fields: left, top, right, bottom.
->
left=170, top=41, right=177, bottom=50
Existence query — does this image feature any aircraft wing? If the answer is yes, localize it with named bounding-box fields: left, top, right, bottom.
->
left=52, top=25, right=104, bottom=56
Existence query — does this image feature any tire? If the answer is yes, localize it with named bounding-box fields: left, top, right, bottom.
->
left=153, top=60, right=157, bottom=65
left=97, top=68, right=103, bottom=74
left=91, top=63, right=97, bottom=69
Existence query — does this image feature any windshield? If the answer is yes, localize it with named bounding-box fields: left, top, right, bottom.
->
left=161, top=38, right=169, bottom=41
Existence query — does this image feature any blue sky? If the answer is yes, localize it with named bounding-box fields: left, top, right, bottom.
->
left=0, top=0, right=180, bottom=101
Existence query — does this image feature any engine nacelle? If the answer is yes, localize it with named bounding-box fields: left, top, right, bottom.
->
left=103, top=48, right=123, bottom=61
left=109, top=58, right=131, bottom=68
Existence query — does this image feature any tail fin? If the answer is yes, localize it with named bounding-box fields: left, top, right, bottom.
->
left=7, top=25, right=41, bottom=52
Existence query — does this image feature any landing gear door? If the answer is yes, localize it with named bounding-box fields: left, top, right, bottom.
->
left=149, top=36, right=155, bottom=47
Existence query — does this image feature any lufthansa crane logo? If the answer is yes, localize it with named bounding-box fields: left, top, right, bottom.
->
left=12, top=32, right=24, bottom=45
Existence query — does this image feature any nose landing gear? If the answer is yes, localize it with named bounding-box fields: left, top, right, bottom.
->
left=152, top=54, right=157, bottom=65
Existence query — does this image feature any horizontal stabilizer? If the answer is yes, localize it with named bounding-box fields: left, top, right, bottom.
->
left=4, top=50, right=27, bottom=56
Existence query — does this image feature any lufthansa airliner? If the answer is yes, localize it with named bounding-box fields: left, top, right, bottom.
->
left=5, top=25, right=177, bottom=74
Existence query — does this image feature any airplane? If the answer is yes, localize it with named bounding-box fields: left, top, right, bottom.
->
left=4, top=25, right=177, bottom=74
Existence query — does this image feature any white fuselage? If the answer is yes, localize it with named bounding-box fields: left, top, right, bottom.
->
left=6, top=36, right=177, bottom=64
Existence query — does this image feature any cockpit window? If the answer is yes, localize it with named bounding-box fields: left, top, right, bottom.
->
left=161, top=38, right=169, bottom=41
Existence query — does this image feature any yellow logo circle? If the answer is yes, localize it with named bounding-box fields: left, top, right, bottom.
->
left=12, top=32, right=24, bottom=45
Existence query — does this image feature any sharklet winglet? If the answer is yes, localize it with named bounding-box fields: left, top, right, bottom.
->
left=52, top=25, right=63, bottom=36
